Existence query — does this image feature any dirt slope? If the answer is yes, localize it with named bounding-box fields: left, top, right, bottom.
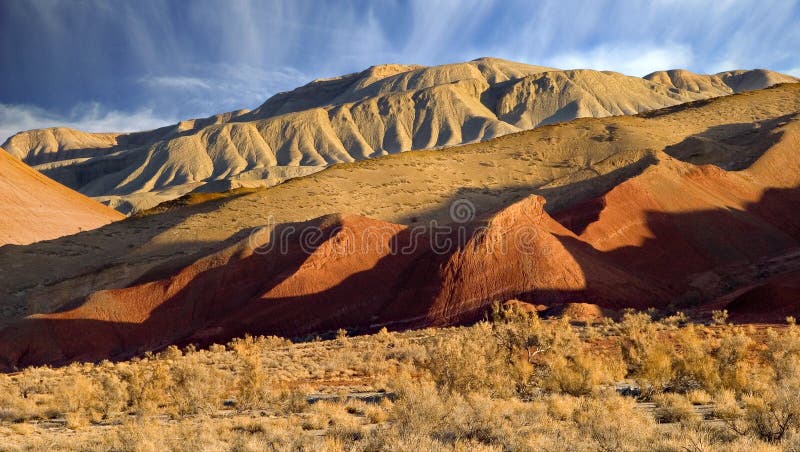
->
left=0, top=147, right=123, bottom=247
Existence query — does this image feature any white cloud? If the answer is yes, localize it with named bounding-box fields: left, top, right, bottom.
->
left=0, top=64, right=311, bottom=146
left=139, top=76, right=211, bottom=90
left=543, top=43, right=695, bottom=77
left=785, top=68, right=800, bottom=78
left=137, top=64, right=310, bottom=114
left=0, top=103, right=175, bottom=144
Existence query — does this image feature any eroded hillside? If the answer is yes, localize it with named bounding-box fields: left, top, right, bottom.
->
left=4, top=58, right=794, bottom=213
left=1, top=84, right=799, bottom=368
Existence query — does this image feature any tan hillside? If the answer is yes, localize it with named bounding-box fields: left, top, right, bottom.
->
left=644, top=68, right=798, bottom=95
left=0, top=147, right=123, bottom=247
left=718, top=69, right=800, bottom=93
left=4, top=58, right=794, bottom=214
left=1, top=84, right=799, bottom=366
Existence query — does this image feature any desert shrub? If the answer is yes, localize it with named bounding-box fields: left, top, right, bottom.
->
left=545, top=394, right=581, bottom=421
left=15, top=366, right=54, bottom=398
left=624, top=322, right=726, bottom=394
left=660, top=311, right=689, bottom=328
left=51, top=374, right=101, bottom=418
left=227, top=417, right=310, bottom=451
left=653, top=393, right=700, bottom=424
left=160, top=344, right=183, bottom=361
left=685, top=389, right=712, bottom=405
left=168, top=416, right=228, bottom=452
left=167, top=354, right=228, bottom=416
left=12, top=310, right=800, bottom=449
left=119, top=360, right=171, bottom=415
left=619, top=311, right=667, bottom=391
left=388, top=374, right=450, bottom=438
left=272, top=383, right=310, bottom=414
left=632, top=342, right=674, bottom=395
left=421, top=321, right=513, bottom=397
left=362, top=400, right=391, bottom=424
left=714, top=330, right=755, bottom=392
left=716, top=373, right=800, bottom=444
left=388, top=380, right=517, bottom=448
left=233, top=345, right=269, bottom=411
left=326, top=414, right=364, bottom=443
left=763, top=326, right=800, bottom=381
left=653, top=422, right=736, bottom=452
left=301, top=400, right=364, bottom=442
left=713, top=327, right=800, bottom=442
left=540, top=349, right=617, bottom=396
left=619, top=310, right=656, bottom=336
left=0, top=376, right=42, bottom=422
left=573, top=392, right=656, bottom=451
left=114, top=416, right=165, bottom=451
left=712, top=309, right=729, bottom=325
left=228, top=334, right=291, bottom=355
left=437, top=393, right=516, bottom=446
left=741, top=388, right=800, bottom=442
left=490, top=304, right=621, bottom=397
left=714, top=390, right=749, bottom=435
left=65, top=411, right=90, bottom=430
left=669, top=325, right=720, bottom=392
left=95, top=371, right=129, bottom=419
left=365, top=431, right=444, bottom=452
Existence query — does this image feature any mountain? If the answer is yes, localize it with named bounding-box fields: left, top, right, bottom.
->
left=0, top=146, right=123, bottom=247
left=643, top=68, right=797, bottom=94
left=1, top=83, right=799, bottom=369
left=3, top=58, right=795, bottom=214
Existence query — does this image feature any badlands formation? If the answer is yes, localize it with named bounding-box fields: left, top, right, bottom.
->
left=3, top=58, right=796, bottom=214
left=1, top=82, right=799, bottom=369
left=0, top=146, right=123, bottom=247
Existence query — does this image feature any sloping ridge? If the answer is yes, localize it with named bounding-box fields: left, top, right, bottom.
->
left=2, top=117, right=800, bottom=368
left=553, top=117, right=800, bottom=311
left=0, top=195, right=658, bottom=369
left=0, top=147, right=123, bottom=247
left=4, top=59, right=794, bottom=214
left=644, top=68, right=798, bottom=94
left=1, top=86, right=800, bottom=369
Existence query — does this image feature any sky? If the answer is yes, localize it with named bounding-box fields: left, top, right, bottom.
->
left=1, top=0, right=799, bottom=142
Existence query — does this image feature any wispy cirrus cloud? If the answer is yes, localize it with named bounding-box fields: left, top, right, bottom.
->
left=0, top=103, right=175, bottom=144
left=139, top=76, right=212, bottom=90
left=137, top=64, right=310, bottom=115
left=1, top=0, right=798, bottom=140
left=543, top=43, right=695, bottom=77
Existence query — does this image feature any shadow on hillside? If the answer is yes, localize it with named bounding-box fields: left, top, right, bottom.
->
left=3, top=181, right=800, bottom=371
left=664, top=114, right=794, bottom=170
left=0, top=190, right=259, bottom=318
left=394, top=153, right=659, bottom=226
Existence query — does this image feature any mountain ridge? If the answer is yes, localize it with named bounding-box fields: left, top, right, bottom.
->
left=1, top=84, right=799, bottom=331
left=4, top=58, right=795, bottom=214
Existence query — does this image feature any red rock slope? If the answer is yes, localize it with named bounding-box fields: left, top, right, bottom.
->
left=0, top=195, right=663, bottom=368
left=0, top=147, right=123, bottom=246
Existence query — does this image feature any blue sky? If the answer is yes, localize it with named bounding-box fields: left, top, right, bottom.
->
left=1, top=0, right=799, bottom=141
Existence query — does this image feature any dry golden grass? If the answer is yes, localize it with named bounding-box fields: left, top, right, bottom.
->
left=3, top=306, right=800, bottom=450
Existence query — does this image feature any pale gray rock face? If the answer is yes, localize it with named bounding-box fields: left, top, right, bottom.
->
left=4, top=57, right=796, bottom=214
